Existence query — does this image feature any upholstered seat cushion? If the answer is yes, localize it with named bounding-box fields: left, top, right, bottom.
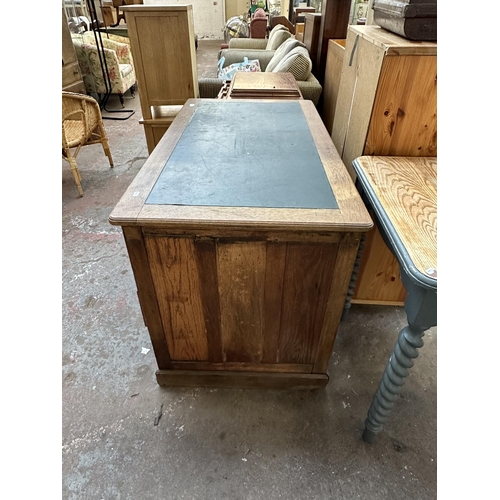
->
left=268, top=46, right=312, bottom=81
left=266, top=24, right=292, bottom=50
left=265, top=38, right=307, bottom=72
left=266, top=38, right=312, bottom=80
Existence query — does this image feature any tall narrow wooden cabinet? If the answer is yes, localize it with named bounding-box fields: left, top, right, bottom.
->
left=320, top=38, right=345, bottom=135
left=303, top=13, right=322, bottom=74
left=332, top=25, right=437, bottom=306
left=121, top=4, right=199, bottom=154
left=62, top=7, right=85, bottom=93
left=316, top=0, right=351, bottom=84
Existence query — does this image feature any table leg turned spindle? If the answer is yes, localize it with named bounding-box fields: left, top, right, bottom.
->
left=341, top=232, right=366, bottom=321
left=362, top=323, right=425, bottom=443
left=362, top=275, right=436, bottom=443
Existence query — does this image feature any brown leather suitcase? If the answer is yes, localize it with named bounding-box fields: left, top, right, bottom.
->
left=373, top=0, right=437, bottom=41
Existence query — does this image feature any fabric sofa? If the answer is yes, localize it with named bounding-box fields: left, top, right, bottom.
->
left=199, top=33, right=322, bottom=106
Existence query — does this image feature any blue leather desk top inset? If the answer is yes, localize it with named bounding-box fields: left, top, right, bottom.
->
left=146, top=101, right=338, bottom=209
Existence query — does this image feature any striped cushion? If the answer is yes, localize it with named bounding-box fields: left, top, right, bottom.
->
left=265, top=38, right=307, bottom=72
left=270, top=47, right=312, bottom=81
left=266, top=26, right=292, bottom=50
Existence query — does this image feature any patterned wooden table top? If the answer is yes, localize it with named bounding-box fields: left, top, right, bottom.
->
left=353, top=156, right=437, bottom=282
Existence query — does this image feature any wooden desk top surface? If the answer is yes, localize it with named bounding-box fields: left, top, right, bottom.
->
left=353, top=156, right=437, bottom=282
left=109, top=99, right=372, bottom=235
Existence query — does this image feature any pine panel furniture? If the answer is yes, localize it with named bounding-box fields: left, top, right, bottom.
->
left=332, top=25, right=436, bottom=307
left=121, top=4, right=199, bottom=154
left=320, top=38, right=345, bottom=135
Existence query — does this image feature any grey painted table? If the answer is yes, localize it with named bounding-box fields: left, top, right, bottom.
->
left=351, top=156, right=437, bottom=443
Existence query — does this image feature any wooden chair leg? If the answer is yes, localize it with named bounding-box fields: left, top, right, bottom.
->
left=99, top=124, right=114, bottom=167
left=68, top=157, right=84, bottom=197
left=102, top=139, right=114, bottom=167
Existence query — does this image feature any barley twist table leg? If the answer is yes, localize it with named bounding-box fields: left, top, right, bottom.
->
left=362, top=274, right=436, bottom=443
left=362, top=323, right=425, bottom=443
left=341, top=232, right=366, bottom=321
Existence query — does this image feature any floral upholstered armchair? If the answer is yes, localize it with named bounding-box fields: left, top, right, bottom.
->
left=71, top=32, right=136, bottom=107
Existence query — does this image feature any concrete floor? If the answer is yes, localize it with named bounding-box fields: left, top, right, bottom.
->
left=62, top=39, right=437, bottom=499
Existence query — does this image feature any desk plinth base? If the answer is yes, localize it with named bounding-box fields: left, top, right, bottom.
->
left=156, top=370, right=329, bottom=390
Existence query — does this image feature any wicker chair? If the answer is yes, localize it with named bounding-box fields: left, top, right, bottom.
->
left=62, top=91, right=113, bottom=197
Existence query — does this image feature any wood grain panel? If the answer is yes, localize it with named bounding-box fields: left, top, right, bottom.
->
left=364, top=55, right=437, bottom=157
left=353, top=217, right=406, bottom=304
left=321, top=39, right=346, bottom=135
left=135, top=14, right=194, bottom=104
left=169, top=362, right=312, bottom=373
left=278, top=243, right=337, bottom=364
left=313, top=235, right=360, bottom=372
left=228, top=72, right=302, bottom=99
left=194, top=238, right=223, bottom=362
left=355, top=156, right=437, bottom=277
left=145, top=236, right=208, bottom=361
left=316, top=0, right=351, bottom=83
left=331, top=34, right=385, bottom=180
left=156, top=369, right=329, bottom=389
left=217, top=242, right=266, bottom=363
left=349, top=25, right=437, bottom=55
left=124, top=8, right=199, bottom=107
left=262, top=242, right=287, bottom=363
left=122, top=227, right=171, bottom=369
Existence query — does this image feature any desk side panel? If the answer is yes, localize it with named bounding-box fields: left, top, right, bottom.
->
left=122, top=227, right=172, bottom=369
left=278, top=243, right=337, bottom=365
left=145, top=236, right=209, bottom=361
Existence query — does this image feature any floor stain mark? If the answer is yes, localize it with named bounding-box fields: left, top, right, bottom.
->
left=154, top=404, right=164, bottom=426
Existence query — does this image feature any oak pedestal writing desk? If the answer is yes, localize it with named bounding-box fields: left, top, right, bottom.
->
left=109, top=99, right=372, bottom=389
left=351, top=156, right=437, bottom=442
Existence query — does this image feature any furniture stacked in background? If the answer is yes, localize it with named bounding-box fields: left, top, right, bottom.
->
left=292, top=6, right=316, bottom=24
left=320, top=38, right=345, bottom=136
left=62, top=6, right=86, bottom=93
left=219, top=72, right=303, bottom=100
left=198, top=25, right=322, bottom=107
left=120, top=4, right=199, bottom=154
left=315, top=0, right=352, bottom=84
left=250, top=7, right=268, bottom=38
left=110, top=0, right=143, bottom=27
left=62, top=91, right=114, bottom=197
left=269, top=14, right=295, bottom=34
left=71, top=30, right=137, bottom=106
left=292, top=6, right=316, bottom=42
left=268, top=5, right=316, bottom=40
left=328, top=25, right=436, bottom=309
left=372, top=0, right=437, bottom=41
left=302, top=12, right=322, bottom=75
